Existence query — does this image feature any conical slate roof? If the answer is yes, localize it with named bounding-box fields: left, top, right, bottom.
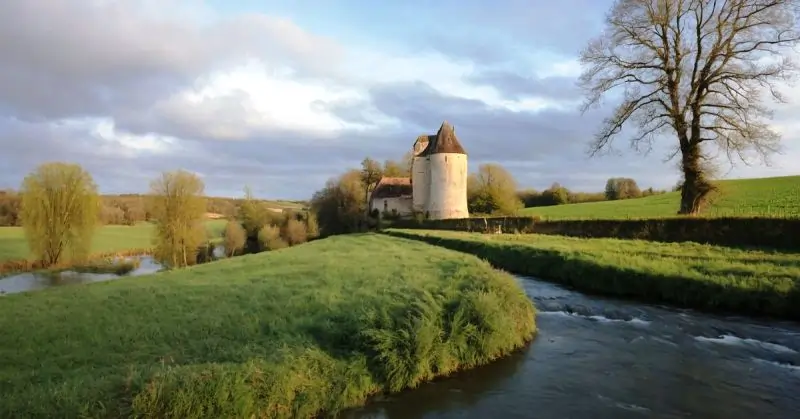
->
left=420, top=121, right=467, bottom=156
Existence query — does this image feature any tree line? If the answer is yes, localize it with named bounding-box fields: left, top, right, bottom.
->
left=0, top=189, right=307, bottom=227
left=308, top=154, right=668, bottom=236
left=11, top=162, right=317, bottom=270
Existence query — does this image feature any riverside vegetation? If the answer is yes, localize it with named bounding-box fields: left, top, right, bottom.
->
left=384, top=229, right=800, bottom=321
left=0, top=234, right=536, bottom=418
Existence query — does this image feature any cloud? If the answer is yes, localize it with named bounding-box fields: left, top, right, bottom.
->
left=0, top=0, right=797, bottom=200
left=465, top=70, right=583, bottom=103
left=0, top=0, right=341, bottom=122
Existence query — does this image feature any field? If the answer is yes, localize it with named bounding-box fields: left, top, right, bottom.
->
left=521, top=175, right=800, bottom=220
left=0, top=219, right=228, bottom=262
left=0, top=233, right=535, bottom=418
left=384, top=229, right=800, bottom=320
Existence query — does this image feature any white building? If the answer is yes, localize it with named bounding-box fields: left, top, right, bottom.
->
left=369, top=121, right=469, bottom=220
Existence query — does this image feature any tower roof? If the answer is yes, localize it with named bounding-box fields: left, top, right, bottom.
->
left=420, top=121, right=467, bottom=156
left=412, top=134, right=434, bottom=157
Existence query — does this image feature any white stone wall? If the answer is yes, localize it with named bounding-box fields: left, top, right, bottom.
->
left=426, top=153, right=469, bottom=220
left=371, top=196, right=413, bottom=216
left=411, top=156, right=429, bottom=212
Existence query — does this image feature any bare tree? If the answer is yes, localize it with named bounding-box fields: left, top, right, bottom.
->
left=580, top=0, right=800, bottom=214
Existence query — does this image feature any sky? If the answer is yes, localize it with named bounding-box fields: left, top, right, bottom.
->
left=1, top=0, right=798, bottom=200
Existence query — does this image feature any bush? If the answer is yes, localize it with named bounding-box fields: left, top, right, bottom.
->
left=223, top=221, right=247, bottom=257
left=258, top=225, right=288, bottom=250
left=306, top=212, right=320, bottom=240
left=282, top=219, right=308, bottom=246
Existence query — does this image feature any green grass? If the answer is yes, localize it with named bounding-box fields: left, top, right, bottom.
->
left=204, top=218, right=228, bottom=242
left=384, top=229, right=800, bottom=320
left=0, top=219, right=229, bottom=262
left=0, top=233, right=535, bottom=418
left=520, top=175, right=800, bottom=220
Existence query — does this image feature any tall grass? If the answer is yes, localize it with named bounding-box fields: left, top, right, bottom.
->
left=520, top=175, right=800, bottom=220
left=384, top=229, right=800, bottom=320
left=0, top=233, right=535, bottom=418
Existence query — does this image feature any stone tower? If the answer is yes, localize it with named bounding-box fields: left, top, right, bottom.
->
left=410, top=121, right=469, bottom=220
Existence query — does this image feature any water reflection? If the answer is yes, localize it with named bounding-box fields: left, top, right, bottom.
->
left=0, top=256, right=163, bottom=295
left=1, top=244, right=229, bottom=295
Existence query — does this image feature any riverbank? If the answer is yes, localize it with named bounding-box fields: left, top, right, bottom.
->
left=0, top=248, right=153, bottom=277
left=0, top=219, right=227, bottom=276
left=0, top=233, right=535, bottom=418
left=383, top=229, right=800, bottom=320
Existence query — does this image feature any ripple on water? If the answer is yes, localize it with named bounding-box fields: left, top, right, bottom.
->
left=347, top=275, right=800, bottom=419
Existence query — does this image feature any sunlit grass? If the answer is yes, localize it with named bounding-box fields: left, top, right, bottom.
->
left=385, top=229, right=800, bottom=320
left=0, top=219, right=228, bottom=262
left=520, top=175, right=800, bottom=220
left=0, top=233, right=535, bottom=418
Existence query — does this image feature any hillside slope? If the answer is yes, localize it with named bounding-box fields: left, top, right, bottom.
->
left=521, top=175, right=800, bottom=220
left=0, top=233, right=535, bottom=418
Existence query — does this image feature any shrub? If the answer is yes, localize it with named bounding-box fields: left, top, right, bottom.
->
left=222, top=221, right=247, bottom=257
left=306, top=212, right=320, bottom=240
left=258, top=225, right=287, bottom=250
left=282, top=219, right=308, bottom=246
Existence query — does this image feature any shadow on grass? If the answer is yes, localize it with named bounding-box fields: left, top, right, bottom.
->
left=384, top=231, right=800, bottom=321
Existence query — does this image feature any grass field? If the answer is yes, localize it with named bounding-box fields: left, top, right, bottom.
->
left=0, top=233, right=535, bottom=418
left=0, top=219, right=229, bottom=262
left=521, top=175, right=800, bottom=220
left=385, top=229, right=800, bottom=320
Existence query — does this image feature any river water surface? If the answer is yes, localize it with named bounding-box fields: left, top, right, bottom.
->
left=0, top=256, right=163, bottom=294
left=348, top=276, right=800, bottom=419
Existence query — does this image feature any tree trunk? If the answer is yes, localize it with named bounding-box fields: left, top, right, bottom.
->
left=678, top=142, right=714, bottom=216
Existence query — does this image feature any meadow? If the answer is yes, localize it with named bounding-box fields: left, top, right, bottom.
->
left=384, top=229, right=800, bottom=320
left=0, top=219, right=228, bottom=262
left=521, top=175, right=800, bottom=220
left=0, top=233, right=535, bottom=418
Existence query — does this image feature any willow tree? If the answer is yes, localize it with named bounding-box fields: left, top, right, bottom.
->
left=19, top=162, right=100, bottom=266
left=148, top=170, right=207, bottom=268
left=579, top=0, right=800, bottom=214
left=467, top=163, right=524, bottom=215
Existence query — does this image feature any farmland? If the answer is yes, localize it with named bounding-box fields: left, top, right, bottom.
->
left=0, top=233, right=535, bottom=418
left=0, top=219, right=228, bottom=263
left=521, top=175, right=800, bottom=220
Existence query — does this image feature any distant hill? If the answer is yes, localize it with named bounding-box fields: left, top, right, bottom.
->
left=520, top=175, right=800, bottom=220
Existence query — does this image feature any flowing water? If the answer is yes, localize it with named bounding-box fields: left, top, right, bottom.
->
left=0, top=256, right=163, bottom=294
left=348, top=276, right=800, bottom=419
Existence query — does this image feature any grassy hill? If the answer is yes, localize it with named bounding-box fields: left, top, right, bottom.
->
left=521, top=175, right=800, bottom=220
left=0, top=234, right=535, bottom=418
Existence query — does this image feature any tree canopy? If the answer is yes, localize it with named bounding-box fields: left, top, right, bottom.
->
left=148, top=170, right=207, bottom=268
left=19, top=162, right=100, bottom=266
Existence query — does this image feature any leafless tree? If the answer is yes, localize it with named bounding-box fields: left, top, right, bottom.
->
left=579, top=0, right=800, bottom=214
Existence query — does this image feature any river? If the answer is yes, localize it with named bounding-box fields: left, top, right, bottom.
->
left=347, top=276, right=800, bottom=419
left=0, top=256, right=163, bottom=294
